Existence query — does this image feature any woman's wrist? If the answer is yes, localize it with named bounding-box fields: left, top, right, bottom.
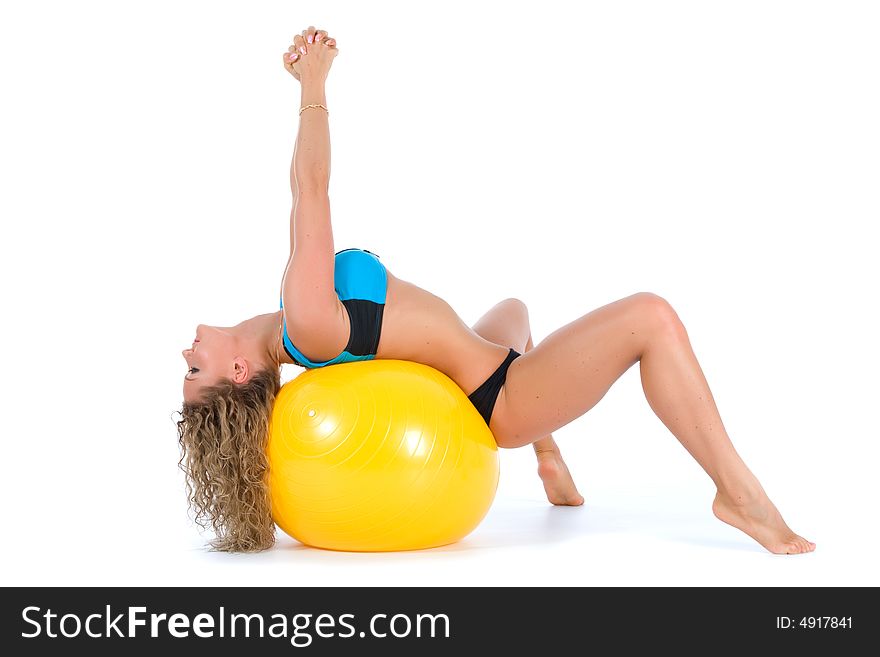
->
left=300, top=78, right=327, bottom=107
left=301, top=76, right=326, bottom=89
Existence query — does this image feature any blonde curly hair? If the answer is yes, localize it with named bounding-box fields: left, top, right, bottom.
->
left=175, top=367, right=281, bottom=552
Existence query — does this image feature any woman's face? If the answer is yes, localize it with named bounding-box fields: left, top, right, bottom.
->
left=181, top=324, right=238, bottom=403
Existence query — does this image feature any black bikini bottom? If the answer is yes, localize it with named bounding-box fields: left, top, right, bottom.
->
left=467, top=347, right=522, bottom=427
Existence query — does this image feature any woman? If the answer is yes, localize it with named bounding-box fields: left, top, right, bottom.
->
left=177, top=26, right=814, bottom=556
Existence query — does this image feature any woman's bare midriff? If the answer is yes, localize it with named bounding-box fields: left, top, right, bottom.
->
left=375, top=268, right=512, bottom=396
left=284, top=267, right=512, bottom=396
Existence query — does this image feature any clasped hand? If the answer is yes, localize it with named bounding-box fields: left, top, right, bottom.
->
left=283, top=25, right=338, bottom=83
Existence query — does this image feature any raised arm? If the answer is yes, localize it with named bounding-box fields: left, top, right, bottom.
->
left=281, top=28, right=340, bottom=327
left=289, top=78, right=330, bottom=253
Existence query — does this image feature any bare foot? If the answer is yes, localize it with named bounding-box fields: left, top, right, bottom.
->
left=712, top=489, right=815, bottom=554
left=536, top=451, right=585, bottom=506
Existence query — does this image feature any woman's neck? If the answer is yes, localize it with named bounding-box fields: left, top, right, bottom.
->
left=239, top=310, right=292, bottom=368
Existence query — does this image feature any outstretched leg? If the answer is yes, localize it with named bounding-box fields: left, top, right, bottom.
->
left=492, top=292, right=814, bottom=555
left=471, top=298, right=584, bottom=506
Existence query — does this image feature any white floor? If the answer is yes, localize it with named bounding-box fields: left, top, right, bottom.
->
left=7, top=475, right=871, bottom=588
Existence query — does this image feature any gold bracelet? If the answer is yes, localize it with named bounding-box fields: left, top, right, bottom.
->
left=300, top=103, right=329, bottom=116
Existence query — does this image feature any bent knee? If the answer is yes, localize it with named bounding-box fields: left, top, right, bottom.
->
left=498, top=297, right=530, bottom=321
left=500, top=297, right=528, bottom=312
left=630, top=291, right=686, bottom=339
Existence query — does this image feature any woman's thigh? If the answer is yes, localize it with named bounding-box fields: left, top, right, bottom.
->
left=489, top=292, right=679, bottom=447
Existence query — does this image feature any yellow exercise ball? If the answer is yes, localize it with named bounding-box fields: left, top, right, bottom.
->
left=268, top=359, right=500, bottom=552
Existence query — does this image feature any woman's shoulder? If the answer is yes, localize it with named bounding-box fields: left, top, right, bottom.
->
left=282, top=298, right=350, bottom=364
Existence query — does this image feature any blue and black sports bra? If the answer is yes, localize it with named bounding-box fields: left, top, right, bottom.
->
left=280, top=248, right=388, bottom=369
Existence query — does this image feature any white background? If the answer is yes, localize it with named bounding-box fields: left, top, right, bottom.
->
left=1, top=0, right=877, bottom=587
